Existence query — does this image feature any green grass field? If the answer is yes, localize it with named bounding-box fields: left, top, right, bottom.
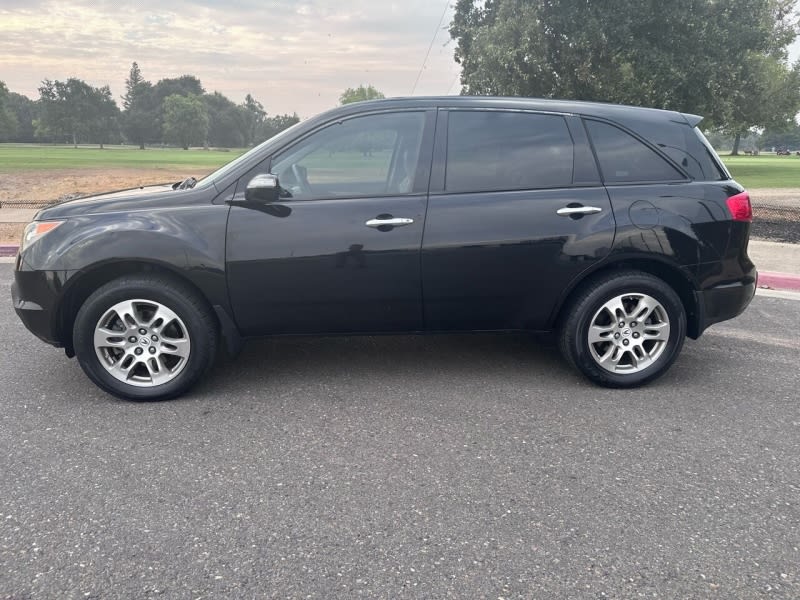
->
left=719, top=155, right=800, bottom=188
left=1, top=144, right=799, bottom=189
left=0, top=144, right=246, bottom=172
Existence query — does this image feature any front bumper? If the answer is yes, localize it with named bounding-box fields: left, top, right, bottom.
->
left=11, top=268, right=67, bottom=347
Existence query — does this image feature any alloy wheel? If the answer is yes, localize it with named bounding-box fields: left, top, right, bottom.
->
left=93, top=299, right=191, bottom=387
left=587, top=293, right=670, bottom=374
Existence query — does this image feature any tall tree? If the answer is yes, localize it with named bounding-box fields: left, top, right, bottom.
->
left=239, top=93, right=266, bottom=146
left=91, top=85, right=121, bottom=148
left=37, top=78, right=120, bottom=147
left=152, top=75, right=204, bottom=106
left=449, top=0, right=799, bottom=134
left=121, top=62, right=159, bottom=149
left=724, top=55, right=800, bottom=154
left=6, top=91, right=36, bottom=142
left=204, top=91, right=246, bottom=147
left=162, top=93, right=209, bottom=150
left=339, top=85, right=385, bottom=105
left=0, top=81, right=18, bottom=141
left=122, top=61, right=145, bottom=110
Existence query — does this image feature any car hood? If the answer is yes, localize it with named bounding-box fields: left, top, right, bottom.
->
left=35, top=182, right=217, bottom=220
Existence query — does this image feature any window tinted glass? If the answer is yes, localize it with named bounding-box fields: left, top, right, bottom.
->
left=691, top=127, right=728, bottom=181
left=585, top=120, right=684, bottom=183
left=271, top=112, right=425, bottom=200
left=445, top=111, right=574, bottom=193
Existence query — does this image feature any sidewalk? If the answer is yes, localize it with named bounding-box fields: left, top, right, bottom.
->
left=1, top=208, right=799, bottom=290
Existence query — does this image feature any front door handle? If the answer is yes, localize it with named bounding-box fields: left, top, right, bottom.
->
left=556, top=206, right=603, bottom=216
left=365, top=217, right=414, bottom=228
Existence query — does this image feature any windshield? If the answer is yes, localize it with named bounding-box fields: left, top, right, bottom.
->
left=194, top=119, right=306, bottom=189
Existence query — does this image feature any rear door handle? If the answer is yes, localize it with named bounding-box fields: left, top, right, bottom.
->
left=365, top=217, right=414, bottom=228
left=556, top=206, right=603, bottom=216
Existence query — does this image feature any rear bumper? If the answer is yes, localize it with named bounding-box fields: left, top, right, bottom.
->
left=694, top=270, right=757, bottom=337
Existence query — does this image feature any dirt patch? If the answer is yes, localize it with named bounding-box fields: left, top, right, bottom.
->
left=0, top=168, right=212, bottom=243
left=0, top=223, right=24, bottom=245
left=0, top=168, right=210, bottom=204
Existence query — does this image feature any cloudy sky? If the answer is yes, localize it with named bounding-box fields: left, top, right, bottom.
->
left=0, top=0, right=460, bottom=117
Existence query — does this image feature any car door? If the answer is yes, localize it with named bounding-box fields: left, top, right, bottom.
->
left=421, top=109, right=615, bottom=332
left=226, top=109, right=435, bottom=336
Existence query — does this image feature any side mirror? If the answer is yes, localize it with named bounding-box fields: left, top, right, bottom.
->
left=245, top=173, right=280, bottom=203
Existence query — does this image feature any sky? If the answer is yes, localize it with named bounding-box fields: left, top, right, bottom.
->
left=3, top=1, right=800, bottom=120
left=0, top=0, right=461, bottom=118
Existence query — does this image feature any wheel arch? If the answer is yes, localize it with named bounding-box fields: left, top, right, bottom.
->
left=56, top=259, right=224, bottom=356
left=551, top=257, right=702, bottom=339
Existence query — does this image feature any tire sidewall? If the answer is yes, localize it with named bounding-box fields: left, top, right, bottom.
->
left=569, top=274, right=686, bottom=387
left=73, top=278, right=214, bottom=401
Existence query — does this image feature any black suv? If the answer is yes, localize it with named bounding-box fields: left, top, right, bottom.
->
left=12, top=97, right=756, bottom=400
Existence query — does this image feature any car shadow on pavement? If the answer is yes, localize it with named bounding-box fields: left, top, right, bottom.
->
left=198, top=332, right=577, bottom=397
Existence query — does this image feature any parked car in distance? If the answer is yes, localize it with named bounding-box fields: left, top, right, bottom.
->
left=12, top=97, right=756, bottom=400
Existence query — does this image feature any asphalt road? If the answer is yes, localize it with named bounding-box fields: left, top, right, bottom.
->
left=1, top=263, right=798, bottom=599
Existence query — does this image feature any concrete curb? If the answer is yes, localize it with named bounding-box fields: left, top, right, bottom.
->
left=759, top=272, right=800, bottom=292
left=1, top=239, right=799, bottom=292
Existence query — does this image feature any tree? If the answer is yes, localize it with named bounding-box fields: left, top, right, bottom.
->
left=723, top=56, right=800, bottom=154
left=37, top=78, right=120, bottom=147
left=121, top=62, right=159, bottom=149
left=162, top=93, right=209, bottom=149
left=339, top=85, right=385, bottom=105
left=239, top=94, right=266, bottom=146
left=152, top=75, right=204, bottom=107
left=449, top=0, right=799, bottom=137
left=122, top=61, right=145, bottom=110
left=91, top=85, right=121, bottom=148
left=762, top=123, right=800, bottom=150
left=204, top=91, right=246, bottom=147
left=256, top=113, right=300, bottom=143
left=7, top=92, right=36, bottom=142
left=0, top=81, right=18, bottom=141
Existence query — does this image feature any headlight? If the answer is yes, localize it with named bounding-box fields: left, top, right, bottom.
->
left=20, top=221, right=63, bottom=252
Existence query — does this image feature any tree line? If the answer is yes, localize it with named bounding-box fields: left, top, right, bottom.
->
left=450, top=0, right=800, bottom=154
left=0, top=62, right=300, bottom=149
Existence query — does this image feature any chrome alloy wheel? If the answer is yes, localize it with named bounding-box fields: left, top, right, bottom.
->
left=587, top=293, right=670, bottom=374
left=93, top=299, right=191, bottom=387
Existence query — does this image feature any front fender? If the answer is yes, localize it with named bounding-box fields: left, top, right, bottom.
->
left=20, top=205, right=231, bottom=310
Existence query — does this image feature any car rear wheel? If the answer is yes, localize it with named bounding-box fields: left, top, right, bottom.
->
left=559, top=271, right=687, bottom=387
left=73, top=275, right=217, bottom=400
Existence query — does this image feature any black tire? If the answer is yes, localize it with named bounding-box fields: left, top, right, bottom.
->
left=72, top=275, right=217, bottom=401
left=559, top=271, right=687, bottom=388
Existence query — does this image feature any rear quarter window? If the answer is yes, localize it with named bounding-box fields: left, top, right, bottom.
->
left=585, top=119, right=686, bottom=184
left=689, top=127, right=729, bottom=181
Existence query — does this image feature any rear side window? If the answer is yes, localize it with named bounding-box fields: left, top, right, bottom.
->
left=446, top=111, right=574, bottom=193
left=691, top=127, right=729, bottom=181
left=585, top=120, right=685, bottom=184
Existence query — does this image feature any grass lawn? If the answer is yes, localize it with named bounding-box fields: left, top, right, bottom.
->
left=0, top=144, right=246, bottom=172
left=719, top=155, right=800, bottom=188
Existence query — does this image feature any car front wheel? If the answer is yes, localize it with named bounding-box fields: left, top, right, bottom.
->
left=72, top=275, right=217, bottom=401
left=559, top=271, right=687, bottom=387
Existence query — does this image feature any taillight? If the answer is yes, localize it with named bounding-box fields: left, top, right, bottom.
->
left=726, top=191, right=752, bottom=222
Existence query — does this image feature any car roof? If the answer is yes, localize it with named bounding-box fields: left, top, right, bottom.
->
left=329, top=96, right=700, bottom=126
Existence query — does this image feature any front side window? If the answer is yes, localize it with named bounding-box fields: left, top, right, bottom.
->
left=445, top=111, right=574, bottom=193
left=270, top=112, right=425, bottom=200
left=585, top=120, right=685, bottom=184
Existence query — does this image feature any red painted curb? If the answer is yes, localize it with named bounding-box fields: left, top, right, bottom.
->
left=759, top=271, right=800, bottom=292
left=0, top=245, right=19, bottom=258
